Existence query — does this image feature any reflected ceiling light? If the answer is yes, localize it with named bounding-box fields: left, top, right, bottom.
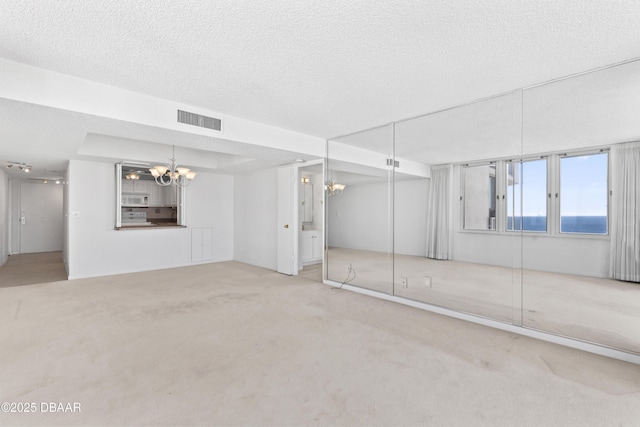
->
left=325, top=180, right=345, bottom=196
left=125, top=171, right=140, bottom=180
left=301, top=176, right=310, bottom=183
left=6, top=161, right=32, bottom=172
left=149, top=145, right=196, bottom=187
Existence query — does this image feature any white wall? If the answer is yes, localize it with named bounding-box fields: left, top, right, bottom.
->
left=233, top=167, right=278, bottom=270
left=310, top=173, right=324, bottom=231
left=394, top=179, right=429, bottom=255
left=67, top=159, right=233, bottom=279
left=0, top=169, right=8, bottom=266
left=187, top=171, right=234, bottom=262
left=327, top=178, right=429, bottom=256
left=9, top=179, right=20, bottom=254
left=62, top=167, right=69, bottom=275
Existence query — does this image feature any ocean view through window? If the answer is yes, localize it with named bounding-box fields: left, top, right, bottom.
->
left=560, top=152, right=608, bottom=234
left=462, top=150, right=608, bottom=235
left=507, top=159, right=547, bottom=232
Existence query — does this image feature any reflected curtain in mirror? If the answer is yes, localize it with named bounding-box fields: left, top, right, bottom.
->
left=426, top=165, right=452, bottom=260
left=609, top=141, right=640, bottom=282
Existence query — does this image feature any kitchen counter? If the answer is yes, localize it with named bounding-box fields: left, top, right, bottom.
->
left=117, top=221, right=184, bottom=230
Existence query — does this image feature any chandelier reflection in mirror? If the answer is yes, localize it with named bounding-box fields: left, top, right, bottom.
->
left=325, top=180, right=346, bottom=196
left=149, top=145, right=197, bottom=187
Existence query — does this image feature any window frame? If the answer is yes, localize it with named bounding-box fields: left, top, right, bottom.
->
left=115, top=162, right=187, bottom=230
left=458, top=147, right=609, bottom=238
left=505, top=156, right=549, bottom=234
left=556, top=150, right=609, bottom=236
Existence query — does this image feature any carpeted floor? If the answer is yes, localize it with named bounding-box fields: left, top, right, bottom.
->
left=327, top=247, right=640, bottom=354
left=0, top=260, right=639, bottom=426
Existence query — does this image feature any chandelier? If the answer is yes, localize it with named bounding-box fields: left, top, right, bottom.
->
left=325, top=180, right=346, bottom=196
left=149, top=146, right=197, bottom=187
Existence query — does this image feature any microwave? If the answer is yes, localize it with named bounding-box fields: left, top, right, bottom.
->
left=122, top=194, right=149, bottom=207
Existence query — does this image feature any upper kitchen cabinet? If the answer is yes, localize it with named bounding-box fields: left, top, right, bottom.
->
left=149, top=185, right=177, bottom=207
left=149, top=184, right=163, bottom=207
left=121, top=179, right=150, bottom=194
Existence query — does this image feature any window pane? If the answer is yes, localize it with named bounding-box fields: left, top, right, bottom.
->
left=463, top=165, right=496, bottom=230
left=560, top=153, right=608, bottom=234
left=506, top=162, right=521, bottom=230
left=507, top=159, right=547, bottom=232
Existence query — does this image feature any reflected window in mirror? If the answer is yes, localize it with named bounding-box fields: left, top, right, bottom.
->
left=462, top=164, right=497, bottom=230
left=506, top=158, right=548, bottom=232
left=559, top=152, right=608, bottom=234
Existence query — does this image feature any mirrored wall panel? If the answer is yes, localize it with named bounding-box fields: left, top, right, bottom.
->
left=324, top=59, right=640, bottom=356
left=326, top=125, right=394, bottom=294
left=521, top=60, right=640, bottom=354
left=393, top=91, right=523, bottom=323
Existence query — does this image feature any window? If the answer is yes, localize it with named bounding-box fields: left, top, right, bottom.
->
left=460, top=149, right=609, bottom=236
left=463, top=164, right=496, bottom=230
left=506, top=159, right=547, bottom=232
left=115, top=162, right=186, bottom=229
left=559, top=152, right=608, bottom=234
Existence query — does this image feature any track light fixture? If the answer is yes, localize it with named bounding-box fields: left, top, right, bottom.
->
left=6, top=161, right=32, bottom=173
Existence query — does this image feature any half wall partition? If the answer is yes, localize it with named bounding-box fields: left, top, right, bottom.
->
left=325, top=59, right=640, bottom=359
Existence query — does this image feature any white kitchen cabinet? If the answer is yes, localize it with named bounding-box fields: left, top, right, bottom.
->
left=121, top=179, right=151, bottom=194
left=121, top=179, right=133, bottom=193
left=163, top=186, right=178, bottom=206
left=300, top=230, right=322, bottom=264
left=148, top=183, right=163, bottom=206
left=144, top=183, right=177, bottom=207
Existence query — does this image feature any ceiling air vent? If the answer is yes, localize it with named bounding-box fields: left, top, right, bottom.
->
left=177, top=110, right=222, bottom=131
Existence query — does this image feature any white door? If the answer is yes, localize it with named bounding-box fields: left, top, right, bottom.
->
left=277, top=166, right=295, bottom=275
left=20, top=182, right=64, bottom=253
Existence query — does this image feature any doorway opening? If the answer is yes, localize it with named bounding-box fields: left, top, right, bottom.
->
left=297, top=162, right=324, bottom=282
left=3, top=180, right=67, bottom=286
left=277, top=159, right=324, bottom=281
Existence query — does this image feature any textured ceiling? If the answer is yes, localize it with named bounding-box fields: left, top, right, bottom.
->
left=1, top=1, right=640, bottom=178
left=2, top=0, right=640, bottom=139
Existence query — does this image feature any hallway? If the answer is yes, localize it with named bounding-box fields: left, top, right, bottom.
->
left=0, top=251, right=67, bottom=288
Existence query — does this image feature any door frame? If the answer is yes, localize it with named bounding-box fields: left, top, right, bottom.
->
left=277, top=159, right=325, bottom=277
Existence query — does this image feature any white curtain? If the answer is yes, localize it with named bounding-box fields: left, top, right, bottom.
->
left=426, top=165, right=452, bottom=260
left=610, top=141, right=640, bottom=282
